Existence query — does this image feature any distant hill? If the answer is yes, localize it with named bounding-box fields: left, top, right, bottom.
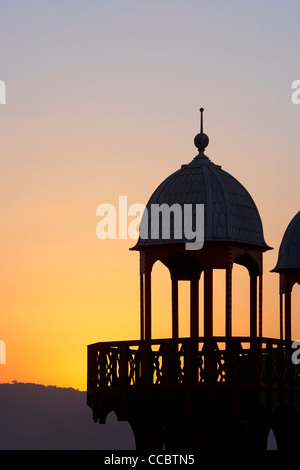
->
left=0, top=382, right=135, bottom=450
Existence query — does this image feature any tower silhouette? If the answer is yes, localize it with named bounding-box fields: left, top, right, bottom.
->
left=87, top=110, right=300, bottom=450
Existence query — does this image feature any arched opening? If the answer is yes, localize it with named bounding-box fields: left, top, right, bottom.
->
left=103, top=412, right=136, bottom=450
left=178, top=281, right=190, bottom=338
left=292, top=282, right=300, bottom=340
left=213, top=269, right=226, bottom=337
left=280, top=273, right=300, bottom=341
left=267, top=428, right=277, bottom=450
left=141, top=249, right=263, bottom=341
left=231, top=253, right=260, bottom=338
left=232, top=263, right=250, bottom=337
left=152, top=261, right=172, bottom=339
left=160, top=252, right=203, bottom=339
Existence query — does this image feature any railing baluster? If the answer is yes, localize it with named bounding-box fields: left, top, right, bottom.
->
left=162, top=342, right=169, bottom=386
left=184, top=339, right=191, bottom=384
left=120, top=343, right=127, bottom=388
left=230, top=339, right=238, bottom=385
left=141, top=341, right=149, bottom=386
left=206, top=338, right=214, bottom=384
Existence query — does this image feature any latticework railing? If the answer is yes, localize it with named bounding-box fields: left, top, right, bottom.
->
left=87, top=337, right=300, bottom=392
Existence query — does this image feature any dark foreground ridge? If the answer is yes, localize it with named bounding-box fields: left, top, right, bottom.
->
left=0, top=382, right=135, bottom=450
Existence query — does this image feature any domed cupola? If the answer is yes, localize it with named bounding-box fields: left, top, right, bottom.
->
left=132, top=109, right=271, bottom=342
left=272, top=211, right=300, bottom=340
left=135, top=108, right=270, bottom=251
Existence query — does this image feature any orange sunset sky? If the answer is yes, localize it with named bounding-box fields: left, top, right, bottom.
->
left=1, top=1, right=300, bottom=391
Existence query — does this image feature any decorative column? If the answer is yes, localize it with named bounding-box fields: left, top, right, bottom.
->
left=140, top=251, right=153, bottom=341
left=250, top=273, right=257, bottom=338
left=284, top=287, right=292, bottom=341
left=145, top=268, right=152, bottom=340
left=204, top=267, right=213, bottom=337
left=259, top=270, right=263, bottom=337
left=190, top=277, right=199, bottom=338
left=140, top=273, right=145, bottom=340
left=279, top=291, right=283, bottom=340
left=225, top=264, right=233, bottom=337
left=171, top=278, right=179, bottom=339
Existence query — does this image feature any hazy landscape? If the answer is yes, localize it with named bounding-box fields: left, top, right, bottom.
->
left=0, top=382, right=135, bottom=450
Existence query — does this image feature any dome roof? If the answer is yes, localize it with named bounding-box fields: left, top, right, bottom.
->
left=135, top=150, right=270, bottom=251
left=272, top=211, right=300, bottom=272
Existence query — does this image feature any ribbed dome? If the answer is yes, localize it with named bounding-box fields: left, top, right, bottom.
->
left=136, top=151, right=270, bottom=250
left=272, top=211, right=300, bottom=272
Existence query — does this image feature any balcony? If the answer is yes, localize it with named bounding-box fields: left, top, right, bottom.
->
left=87, top=337, right=300, bottom=423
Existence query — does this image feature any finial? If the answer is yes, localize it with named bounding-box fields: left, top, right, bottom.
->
left=194, top=107, right=209, bottom=153
left=200, top=107, right=204, bottom=133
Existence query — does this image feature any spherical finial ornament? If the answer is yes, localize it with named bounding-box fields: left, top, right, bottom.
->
left=194, top=107, right=209, bottom=152
left=194, top=132, right=209, bottom=151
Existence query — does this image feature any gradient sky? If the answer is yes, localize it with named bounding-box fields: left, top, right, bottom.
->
left=0, top=0, right=300, bottom=390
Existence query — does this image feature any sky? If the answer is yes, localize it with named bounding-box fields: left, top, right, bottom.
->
left=0, top=0, right=299, bottom=391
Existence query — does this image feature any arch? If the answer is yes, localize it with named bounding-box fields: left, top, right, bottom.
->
left=177, top=280, right=190, bottom=338
left=139, top=247, right=264, bottom=340
left=128, top=405, right=165, bottom=451
left=151, top=261, right=172, bottom=339
left=292, top=282, right=300, bottom=340
left=160, top=252, right=203, bottom=281
left=160, top=252, right=203, bottom=339
left=232, top=253, right=261, bottom=338
left=279, top=271, right=300, bottom=340
left=103, top=412, right=136, bottom=450
left=148, top=254, right=204, bottom=340
left=213, top=269, right=226, bottom=336
left=289, top=277, right=300, bottom=340
left=232, top=264, right=250, bottom=337
left=234, top=253, right=259, bottom=276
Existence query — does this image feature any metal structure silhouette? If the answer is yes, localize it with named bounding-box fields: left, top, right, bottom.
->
left=87, top=110, right=300, bottom=450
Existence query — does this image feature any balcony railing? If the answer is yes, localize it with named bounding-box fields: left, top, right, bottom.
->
left=87, top=337, right=300, bottom=393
